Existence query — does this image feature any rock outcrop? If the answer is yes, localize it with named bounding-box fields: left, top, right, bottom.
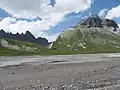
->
left=0, top=39, right=9, bottom=48
left=80, top=15, right=119, bottom=31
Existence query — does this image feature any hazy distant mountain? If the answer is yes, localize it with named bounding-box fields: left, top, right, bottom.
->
left=0, top=30, right=49, bottom=46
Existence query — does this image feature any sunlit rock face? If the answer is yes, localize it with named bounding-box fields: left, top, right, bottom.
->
left=0, top=39, right=9, bottom=48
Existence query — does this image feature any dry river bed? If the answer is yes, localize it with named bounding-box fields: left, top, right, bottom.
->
left=0, top=54, right=120, bottom=90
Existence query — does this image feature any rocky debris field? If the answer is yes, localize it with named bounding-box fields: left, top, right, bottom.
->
left=0, top=55, right=120, bottom=90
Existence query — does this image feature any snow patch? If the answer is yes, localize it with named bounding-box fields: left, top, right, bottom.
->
left=66, top=45, right=72, bottom=48
left=47, top=42, right=53, bottom=49
left=78, top=43, right=86, bottom=49
left=58, top=42, right=62, bottom=44
left=116, top=46, right=120, bottom=48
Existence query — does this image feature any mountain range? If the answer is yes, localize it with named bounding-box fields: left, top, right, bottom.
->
left=0, top=30, right=49, bottom=46
left=1, top=15, right=120, bottom=55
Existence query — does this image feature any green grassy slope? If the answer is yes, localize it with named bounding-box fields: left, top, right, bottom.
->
left=0, top=47, right=34, bottom=56
left=1, top=37, right=42, bottom=48
left=0, top=37, right=79, bottom=56
left=0, top=37, right=52, bottom=56
left=52, top=25, right=120, bottom=54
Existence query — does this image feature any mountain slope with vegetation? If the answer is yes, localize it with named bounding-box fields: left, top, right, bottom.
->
left=0, top=37, right=51, bottom=56
left=52, top=15, right=120, bottom=54
left=1, top=15, right=120, bottom=55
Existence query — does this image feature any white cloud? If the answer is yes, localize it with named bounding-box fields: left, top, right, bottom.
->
left=0, top=0, right=93, bottom=41
left=106, top=5, right=120, bottom=19
left=0, top=16, right=63, bottom=41
left=98, top=8, right=108, bottom=17
left=0, top=0, right=93, bottom=19
left=118, top=24, right=120, bottom=28
left=0, top=0, right=41, bottom=19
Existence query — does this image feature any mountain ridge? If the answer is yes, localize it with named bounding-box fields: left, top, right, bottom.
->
left=0, top=30, right=49, bottom=46
left=79, top=15, right=119, bottom=31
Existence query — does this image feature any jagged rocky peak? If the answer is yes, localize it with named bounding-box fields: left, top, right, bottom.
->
left=80, top=15, right=103, bottom=28
left=0, top=29, right=6, bottom=36
left=80, top=15, right=119, bottom=29
left=0, top=29, right=49, bottom=46
left=25, top=31, right=33, bottom=36
left=24, top=31, right=35, bottom=40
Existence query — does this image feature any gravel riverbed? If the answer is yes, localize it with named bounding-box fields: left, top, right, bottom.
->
left=0, top=54, right=120, bottom=90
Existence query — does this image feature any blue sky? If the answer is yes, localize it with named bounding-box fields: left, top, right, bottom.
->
left=47, top=0, right=120, bottom=35
left=0, top=0, right=119, bottom=41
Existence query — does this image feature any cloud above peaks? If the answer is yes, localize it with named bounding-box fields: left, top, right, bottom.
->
left=118, top=24, right=120, bottom=28
left=0, top=0, right=93, bottom=19
left=0, top=0, right=41, bottom=19
left=98, top=9, right=108, bottom=18
left=0, top=0, right=94, bottom=41
left=0, top=14, right=63, bottom=35
left=106, top=5, right=120, bottom=19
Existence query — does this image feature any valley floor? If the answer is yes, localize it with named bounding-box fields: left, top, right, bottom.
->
left=0, top=54, right=120, bottom=90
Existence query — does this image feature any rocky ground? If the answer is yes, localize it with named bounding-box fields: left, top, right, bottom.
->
left=0, top=54, right=120, bottom=90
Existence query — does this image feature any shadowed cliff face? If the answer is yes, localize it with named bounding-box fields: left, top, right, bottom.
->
left=80, top=15, right=119, bottom=31
left=0, top=30, right=49, bottom=46
left=80, top=15, right=103, bottom=28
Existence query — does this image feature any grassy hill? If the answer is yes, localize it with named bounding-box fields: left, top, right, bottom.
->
left=0, top=37, right=51, bottom=56
left=52, top=25, right=120, bottom=54
left=1, top=37, right=43, bottom=48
